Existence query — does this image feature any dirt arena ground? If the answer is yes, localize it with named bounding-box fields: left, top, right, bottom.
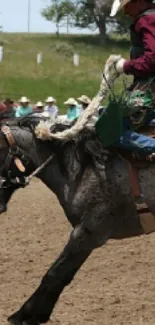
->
left=0, top=179, right=155, bottom=325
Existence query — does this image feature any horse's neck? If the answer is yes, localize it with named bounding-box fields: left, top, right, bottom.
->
left=38, top=143, right=85, bottom=219
left=39, top=156, right=66, bottom=205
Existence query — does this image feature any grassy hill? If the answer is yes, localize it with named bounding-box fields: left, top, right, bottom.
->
left=0, top=33, right=130, bottom=113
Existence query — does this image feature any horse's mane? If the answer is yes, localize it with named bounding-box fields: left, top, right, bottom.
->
left=49, top=121, right=108, bottom=164
left=18, top=113, right=46, bottom=128
left=0, top=113, right=44, bottom=128
left=2, top=115, right=108, bottom=163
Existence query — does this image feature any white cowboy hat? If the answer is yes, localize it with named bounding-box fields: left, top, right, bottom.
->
left=45, top=96, right=56, bottom=103
left=64, top=98, right=78, bottom=106
left=77, top=95, right=91, bottom=105
left=110, top=0, right=130, bottom=17
left=36, top=101, right=44, bottom=107
left=19, top=96, right=30, bottom=103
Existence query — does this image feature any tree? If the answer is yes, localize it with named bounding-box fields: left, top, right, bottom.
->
left=41, top=0, right=75, bottom=35
left=74, top=0, right=113, bottom=43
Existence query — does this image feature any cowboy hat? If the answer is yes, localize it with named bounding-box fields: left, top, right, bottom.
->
left=110, top=0, right=130, bottom=17
left=4, top=98, right=14, bottom=104
left=64, top=98, right=78, bottom=106
left=36, top=101, right=44, bottom=107
left=77, top=95, right=91, bottom=105
left=19, top=96, right=30, bottom=103
left=45, top=96, right=56, bottom=103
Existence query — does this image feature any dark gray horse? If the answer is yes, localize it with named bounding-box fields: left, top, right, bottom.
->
left=0, top=117, right=152, bottom=325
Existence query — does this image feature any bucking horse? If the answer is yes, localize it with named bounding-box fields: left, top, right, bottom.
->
left=0, top=56, right=155, bottom=325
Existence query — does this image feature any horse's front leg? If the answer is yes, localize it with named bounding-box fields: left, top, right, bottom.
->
left=8, top=223, right=105, bottom=325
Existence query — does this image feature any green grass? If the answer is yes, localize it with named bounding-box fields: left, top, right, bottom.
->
left=0, top=33, right=130, bottom=113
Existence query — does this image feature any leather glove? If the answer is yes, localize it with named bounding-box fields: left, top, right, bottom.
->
left=115, top=58, right=126, bottom=74
left=104, top=55, right=126, bottom=79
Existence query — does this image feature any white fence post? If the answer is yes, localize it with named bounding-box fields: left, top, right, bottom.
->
left=0, top=46, right=4, bottom=62
left=73, top=53, right=79, bottom=67
left=37, top=52, right=43, bottom=64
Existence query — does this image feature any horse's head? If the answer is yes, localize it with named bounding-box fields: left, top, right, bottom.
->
left=0, top=118, right=47, bottom=213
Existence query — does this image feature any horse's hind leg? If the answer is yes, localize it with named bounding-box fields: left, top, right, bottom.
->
left=8, top=222, right=108, bottom=325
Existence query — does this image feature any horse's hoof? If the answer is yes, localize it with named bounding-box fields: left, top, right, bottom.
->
left=8, top=315, right=39, bottom=325
left=0, top=204, right=6, bottom=214
left=8, top=311, right=24, bottom=325
left=8, top=317, right=22, bottom=325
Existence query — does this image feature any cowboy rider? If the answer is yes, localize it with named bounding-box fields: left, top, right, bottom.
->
left=106, top=0, right=155, bottom=233
left=109, top=0, right=155, bottom=155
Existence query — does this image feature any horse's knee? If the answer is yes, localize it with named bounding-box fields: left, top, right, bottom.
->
left=72, top=224, right=93, bottom=239
left=70, top=224, right=97, bottom=252
left=71, top=217, right=111, bottom=250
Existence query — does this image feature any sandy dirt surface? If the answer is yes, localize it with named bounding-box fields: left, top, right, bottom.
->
left=0, top=179, right=155, bottom=325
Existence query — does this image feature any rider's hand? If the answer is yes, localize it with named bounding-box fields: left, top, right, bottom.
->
left=104, top=55, right=125, bottom=79
left=115, top=58, right=126, bottom=74
left=105, top=55, right=126, bottom=76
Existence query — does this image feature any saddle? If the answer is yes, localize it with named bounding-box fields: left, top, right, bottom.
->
left=118, top=124, right=155, bottom=235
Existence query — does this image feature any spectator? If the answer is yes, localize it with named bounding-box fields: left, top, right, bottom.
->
left=64, top=98, right=80, bottom=121
left=15, top=96, right=32, bottom=118
left=44, top=96, right=59, bottom=118
left=36, top=101, right=44, bottom=111
left=3, top=98, right=16, bottom=118
left=33, top=101, right=45, bottom=117
left=77, top=95, right=91, bottom=113
left=0, top=102, right=7, bottom=114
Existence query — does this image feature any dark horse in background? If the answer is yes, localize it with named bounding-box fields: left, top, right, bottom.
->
left=0, top=115, right=154, bottom=325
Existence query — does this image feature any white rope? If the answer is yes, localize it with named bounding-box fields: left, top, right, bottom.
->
left=35, top=55, right=121, bottom=141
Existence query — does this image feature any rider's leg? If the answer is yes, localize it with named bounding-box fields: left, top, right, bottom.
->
left=117, top=130, right=155, bottom=154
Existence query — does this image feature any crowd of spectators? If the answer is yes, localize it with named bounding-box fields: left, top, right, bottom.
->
left=0, top=94, right=92, bottom=122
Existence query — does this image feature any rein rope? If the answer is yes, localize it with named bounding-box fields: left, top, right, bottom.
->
left=25, top=154, right=54, bottom=184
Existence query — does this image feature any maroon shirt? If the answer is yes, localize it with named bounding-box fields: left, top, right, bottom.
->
left=124, top=13, right=155, bottom=77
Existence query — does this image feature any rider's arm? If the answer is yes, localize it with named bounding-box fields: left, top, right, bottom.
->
left=123, top=14, right=155, bottom=78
